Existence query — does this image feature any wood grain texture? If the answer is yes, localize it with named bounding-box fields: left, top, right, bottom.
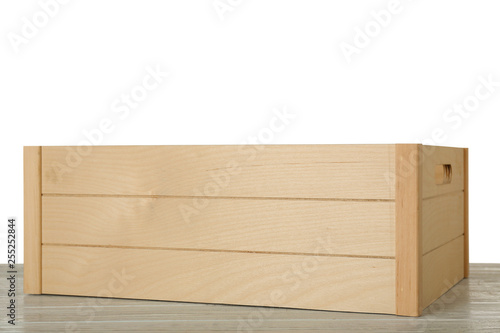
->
left=422, top=236, right=464, bottom=309
left=41, top=245, right=397, bottom=315
left=24, top=146, right=42, bottom=294
left=422, top=192, right=464, bottom=255
left=42, top=196, right=396, bottom=257
left=421, top=146, right=464, bottom=199
left=463, top=148, right=469, bottom=278
left=395, top=144, right=422, bottom=316
left=41, top=145, right=395, bottom=199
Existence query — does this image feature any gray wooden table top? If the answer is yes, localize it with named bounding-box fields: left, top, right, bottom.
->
left=1, top=263, right=499, bottom=332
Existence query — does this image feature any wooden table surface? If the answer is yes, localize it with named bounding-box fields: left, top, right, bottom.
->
left=1, top=263, right=499, bottom=332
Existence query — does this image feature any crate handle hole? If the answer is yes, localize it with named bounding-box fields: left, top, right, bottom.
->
left=435, top=164, right=452, bottom=185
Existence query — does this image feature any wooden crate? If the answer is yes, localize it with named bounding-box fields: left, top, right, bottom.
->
left=24, top=144, right=468, bottom=316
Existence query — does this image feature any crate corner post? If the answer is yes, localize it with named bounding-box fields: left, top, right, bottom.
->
left=24, top=146, right=42, bottom=294
left=463, top=148, right=469, bottom=278
left=395, top=144, right=423, bottom=317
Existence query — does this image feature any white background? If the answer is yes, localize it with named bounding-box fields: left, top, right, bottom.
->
left=0, top=0, right=499, bottom=264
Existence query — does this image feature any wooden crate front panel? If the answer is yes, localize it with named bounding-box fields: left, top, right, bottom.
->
left=42, top=245, right=396, bottom=314
left=36, top=144, right=398, bottom=314
left=41, top=145, right=395, bottom=200
left=42, top=196, right=395, bottom=257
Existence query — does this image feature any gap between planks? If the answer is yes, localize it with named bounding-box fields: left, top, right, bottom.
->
left=422, top=189, right=464, bottom=201
left=41, top=193, right=395, bottom=202
left=421, top=233, right=464, bottom=257
left=42, top=243, right=395, bottom=260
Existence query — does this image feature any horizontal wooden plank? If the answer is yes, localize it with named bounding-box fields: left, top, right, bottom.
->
left=421, top=146, right=464, bottom=199
left=42, top=196, right=395, bottom=257
left=422, top=192, right=464, bottom=254
left=41, top=145, right=395, bottom=199
left=422, top=236, right=464, bottom=309
left=41, top=245, right=396, bottom=314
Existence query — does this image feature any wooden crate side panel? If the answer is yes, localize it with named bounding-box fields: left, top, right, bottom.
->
left=24, top=146, right=42, bottom=294
left=422, top=193, right=464, bottom=255
left=420, top=146, right=467, bottom=309
left=42, top=196, right=396, bottom=257
left=421, top=146, right=464, bottom=199
left=395, top=144, right=422, bottom=316
left=41, top=145, right=395, bottom=200
left=422, top=236, right=464, bottom=309
left=41, top=245, right=396, bottom=314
